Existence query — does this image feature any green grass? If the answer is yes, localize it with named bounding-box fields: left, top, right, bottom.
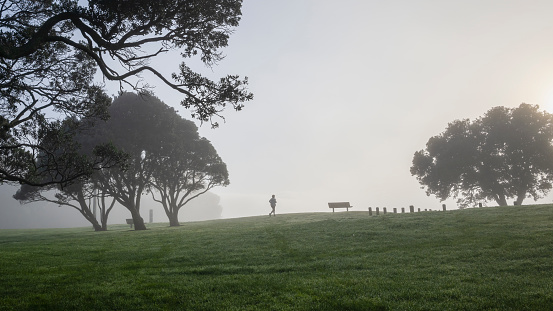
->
left=1, top=206, right=553, bottom=310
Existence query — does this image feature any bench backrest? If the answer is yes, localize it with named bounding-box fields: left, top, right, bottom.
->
left=126, top=219, right=133, bottom=224
left=328, top=202, right=351, bottom=208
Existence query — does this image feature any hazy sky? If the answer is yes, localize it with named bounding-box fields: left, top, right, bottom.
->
left=5, top=1, right=553, bottom=226
left=164, top=0, right=553, bottom=218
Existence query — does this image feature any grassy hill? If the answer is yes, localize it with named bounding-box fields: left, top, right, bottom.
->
left=1, top=206, right=552, bottom=310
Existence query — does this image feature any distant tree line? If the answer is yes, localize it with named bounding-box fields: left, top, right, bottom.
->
left=411, top=104, right=553, bottom=208
left=15, top=93, right=229, bottom=230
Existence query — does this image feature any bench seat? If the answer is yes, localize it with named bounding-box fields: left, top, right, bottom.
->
left=328, top=202, right=352, bottom=212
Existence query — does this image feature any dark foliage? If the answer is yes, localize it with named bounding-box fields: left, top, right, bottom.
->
left=411, top=103, right=553, bottom=207
left=0, top=0, right=251, bottom=186
left=90, top=93, right=229, bottom=230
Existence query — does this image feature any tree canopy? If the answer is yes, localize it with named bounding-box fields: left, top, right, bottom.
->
left=0, top=0, right=252, bottom=186
left=411, top=104, right=553, bottom=207
left=148, top=116, right=229, bottom=227
left=88, top=93, right=228, bottom=230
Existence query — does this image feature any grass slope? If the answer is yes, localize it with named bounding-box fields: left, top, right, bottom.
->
left=1, top=206, right=553, bottom=310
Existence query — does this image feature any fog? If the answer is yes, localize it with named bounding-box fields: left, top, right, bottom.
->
left=4, top=1, right=553, bottom=228
left=193, top=1, right=553, bottom=218
left=0, top=185, right=222, bottom=229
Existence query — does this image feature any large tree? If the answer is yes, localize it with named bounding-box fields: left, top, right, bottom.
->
left=411, top=103, right=553, bottom=207
left=90, top=93, right=165, bottom=230
left=91, top=93, right=228, bottom=230
left=0, top=0, right=252, bottom=186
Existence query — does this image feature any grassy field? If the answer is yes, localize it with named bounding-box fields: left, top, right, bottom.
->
left=1, top=206, right=553, bottom=310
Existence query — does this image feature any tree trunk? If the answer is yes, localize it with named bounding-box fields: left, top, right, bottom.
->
left=82, top=211, right=104, bottom=231
left=162, top=199, right=180, bottom=227
left=100, top=210, right=108, bottom=231
left=514, top=188, right=526, bottom=206
left=99, top=195, right=116, bottom=231
left=92, top=222, right=105, bottom=231
left=495, top=195, right=508, bottom=206
left=514, top=195, right=525, bottom=206
left=168, top=212, right=180, bottom=227
left=128, top=191, right=147, bottom=230
left=76, top=192, right=105, bottom=231
left=130, top=210, right=147, bottom=230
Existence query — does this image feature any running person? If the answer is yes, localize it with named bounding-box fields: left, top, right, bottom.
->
left=269, top=195, right=277, bottom=216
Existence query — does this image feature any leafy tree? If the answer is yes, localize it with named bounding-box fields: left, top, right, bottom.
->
left=411, top=104, right=553, bottom=207
left=148, top=116, right=229, bottom=227
left=0, top=0, right=252, bottom=186
left=16, top=92, right=229, bottom=230
left=89, top=93, right=161, bottom=230
left=92, top=93, right=228, bottom=230
left=12, top=115, right=128, bottom=231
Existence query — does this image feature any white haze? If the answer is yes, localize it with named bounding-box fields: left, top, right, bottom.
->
left=0, top=185, right=223, bottom=229
left=191, top=0, right=553, bottom=218
left=4, top=1, right=553, bottom=228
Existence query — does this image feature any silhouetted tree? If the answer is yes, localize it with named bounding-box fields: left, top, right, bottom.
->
left=0, top=0, right=252, bottom=186
left=12, top=115, right=128, bottom=231
left=411, top=104, right=553, bottom=207
left=148, top=118, right=229, bottom=226
left=89, top=93, right=162, bottom=230
left=92, top=93, right=228, bottom=230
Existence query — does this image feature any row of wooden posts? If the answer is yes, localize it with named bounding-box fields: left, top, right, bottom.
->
left=367, top=204, right=448, bottom=216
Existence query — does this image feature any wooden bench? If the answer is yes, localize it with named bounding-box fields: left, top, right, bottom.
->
left=328, top=202, right=352, bottom=212
left=126, top=218, right=134, bottom=228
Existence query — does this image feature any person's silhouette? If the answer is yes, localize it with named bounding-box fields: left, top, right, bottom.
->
left=269, top=195, right=277, bottom=216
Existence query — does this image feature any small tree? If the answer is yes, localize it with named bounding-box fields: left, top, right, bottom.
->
left=12, top=114, right=128, bottom=231
left=411, top=103, right=553, bottom=207
left=149, top=126, right=229, bottom=226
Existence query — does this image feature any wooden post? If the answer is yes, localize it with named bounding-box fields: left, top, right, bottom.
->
left=409, top=205, right=414, bottom=213
left=442, top=204, right=446, bottom=211
left=401, top=207, right=405, bottom=213
left=393, top=208, right=397, bottom=213
left=368, top=207, right=372, bottom=216
left=149, top=209, right=153, bottom=223
left=376, top=207, right=380, bottom=215
left=479, top=203, right=482, bottom=208
left=383, top=207, right=387, bottom=214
